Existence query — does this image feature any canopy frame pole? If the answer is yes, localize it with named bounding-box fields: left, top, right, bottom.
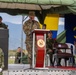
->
left=20, top=15, right=24, bottom=63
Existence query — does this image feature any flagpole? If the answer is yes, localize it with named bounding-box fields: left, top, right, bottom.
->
left=21, top=15, right=24, bottom=63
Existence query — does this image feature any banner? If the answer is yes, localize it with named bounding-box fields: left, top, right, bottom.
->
left=44, top=14, right=59, bottom=38
left=65, top=14, right=76, bottom=44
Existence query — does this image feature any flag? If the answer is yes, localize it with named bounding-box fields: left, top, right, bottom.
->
left=65, top=14, right=76, bottom=44
left=44, top=14, right=59, bottom=38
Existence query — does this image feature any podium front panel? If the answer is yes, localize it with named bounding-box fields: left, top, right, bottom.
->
left=35, top=33, right=45, bottom=67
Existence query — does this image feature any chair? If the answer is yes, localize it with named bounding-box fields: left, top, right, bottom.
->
left=53, top=43, right=75, bottom=66
left=66, top=43, right=75, bottom=55
left=65, top=43, right=75, bottom=66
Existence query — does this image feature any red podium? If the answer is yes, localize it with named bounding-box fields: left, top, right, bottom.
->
left=32, top=29, right=49, bottom=68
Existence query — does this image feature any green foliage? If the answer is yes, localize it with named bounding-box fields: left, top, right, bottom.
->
left=8, top=50, right=16, bottom=56
left=8, top=58, right=15, bottom=64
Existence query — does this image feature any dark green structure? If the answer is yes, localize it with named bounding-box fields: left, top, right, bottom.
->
left=0, top=29, right=9, bottom=70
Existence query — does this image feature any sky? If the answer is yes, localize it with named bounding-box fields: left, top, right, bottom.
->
left=0, top=13, right=64, bottom=50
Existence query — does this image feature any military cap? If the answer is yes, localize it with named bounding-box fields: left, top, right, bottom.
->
left=29, top=11, right=35, bottom=16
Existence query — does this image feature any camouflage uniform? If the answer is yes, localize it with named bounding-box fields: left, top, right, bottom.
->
left=46, top=38, right=57, bottom=51
left=46, top=38, right=57, bottom=66
left=46, top=38, right=61, bottom=66
left=0, top=48, right=4, bottom=75
left=23, top=19, right=40, bottom=66
left=0, top=23, right=7, bottom=29
left=15, top=51, right=25, bottom=64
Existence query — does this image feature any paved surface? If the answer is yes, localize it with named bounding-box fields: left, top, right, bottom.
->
left=8, top=64, right=30, bottom=70
left=3, top=64, right=30, bottom=75
left=3, top=64, right=76, bottom=75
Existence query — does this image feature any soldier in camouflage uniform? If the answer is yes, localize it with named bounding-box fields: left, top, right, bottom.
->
left=0, top=16, right=8, bottom=29
left=15, top=47, right=25, bottom=64
left=0, top=48, right=4, bottom=75
left=23, top=11, right=40, bottom=67
left=46, top=31, right=61, bottom=66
